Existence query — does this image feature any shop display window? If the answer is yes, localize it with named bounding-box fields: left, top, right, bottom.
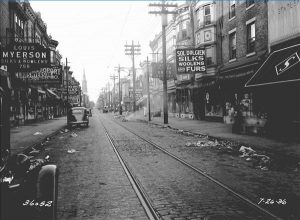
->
left=205, top=92, right=223, bottom=117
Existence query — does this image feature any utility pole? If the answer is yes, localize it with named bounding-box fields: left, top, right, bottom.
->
left=149, top=1, right=177, bottom=124
left=110, top=74, right=118, bottom=112
left=115, top=64, right=126, bottom=115
left=66, top=58, right=69, bottom=112
left=147, top=56, right=151, bottom=121
left=124, top=41, right=141, bottom=112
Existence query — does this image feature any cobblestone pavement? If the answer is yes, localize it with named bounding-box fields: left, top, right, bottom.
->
left=36, top=113, right=148, bottom=220
left=108, top=113, right=300, bottom=220
left=100, top=114, right=274, bottom=220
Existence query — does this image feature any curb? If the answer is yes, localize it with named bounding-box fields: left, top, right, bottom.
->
left=13, top=125, right=67, bottom=157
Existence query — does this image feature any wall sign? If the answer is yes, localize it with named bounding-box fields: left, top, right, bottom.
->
left=176, top=48, right=206, bottom=74
left=0, top=43, right=51, bottom=71
left=15, top=66, right=62, bottom=84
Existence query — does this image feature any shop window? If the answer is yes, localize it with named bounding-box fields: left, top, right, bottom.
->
left=229, top=31, right=236, bottom=60
left=247, top=22, right=255, bottom=54
left=229, top=0, right=236, bottom=19
left=205, top=92, right=223, bottom=117
left=204, top=5, right=211, bottom=25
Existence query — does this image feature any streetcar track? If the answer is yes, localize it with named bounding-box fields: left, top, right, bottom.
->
left=107, top=116, right=283, bottom=220
left=99, top=116, right=160, bottom=220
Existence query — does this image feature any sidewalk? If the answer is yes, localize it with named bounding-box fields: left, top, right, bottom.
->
left=128, top=111, right=300, bottom=159
left=10, top=116, right=67, bottom=155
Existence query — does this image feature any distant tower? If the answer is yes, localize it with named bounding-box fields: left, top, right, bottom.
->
left=82, top=69, right=88, bottom=95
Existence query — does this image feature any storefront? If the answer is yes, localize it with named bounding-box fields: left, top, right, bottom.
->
left=245, top=44, right=300, bottom=140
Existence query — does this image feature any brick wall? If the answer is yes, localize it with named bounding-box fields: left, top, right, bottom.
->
left=221, top=1, right=268, bottom=66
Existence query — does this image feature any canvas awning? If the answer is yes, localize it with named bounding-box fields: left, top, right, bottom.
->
left=245, top=44, right=300, bottom=87
left=46, top=89, right=60, bottom=99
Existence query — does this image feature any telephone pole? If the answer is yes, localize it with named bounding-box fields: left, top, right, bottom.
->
left=110, top=74, right=118, bottom=111
left=149, top=1, right=177, bottom=124
left=114, top=65, right=126, bottom=115
left=146, top=56, right=151, bottom=121
left=124, top=41, right=141, bottom=112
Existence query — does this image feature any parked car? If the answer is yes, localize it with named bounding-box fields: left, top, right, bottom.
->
left=87, top=108, right=92, bottom=117
left=103, top=106, right=108, bottom=113
left=1, top=153, right=58, bottom=220
left=67, top=107, right=89, bottom=128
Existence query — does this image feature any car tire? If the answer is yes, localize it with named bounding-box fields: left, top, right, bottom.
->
left=36, top=165, right=59, bottom=220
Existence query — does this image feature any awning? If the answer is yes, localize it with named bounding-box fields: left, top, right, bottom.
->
left=245, top=44, right=300, bottom=87
left=46, top=89, right=60, bottom=99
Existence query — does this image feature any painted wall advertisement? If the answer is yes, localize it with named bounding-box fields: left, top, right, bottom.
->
left=268, top=1, right=300, bottom=45
left=176, top=48, right=206, bottom=74
left=0, top=43, right=51, bottom=71
left=151, top=62, right=176, bottom=80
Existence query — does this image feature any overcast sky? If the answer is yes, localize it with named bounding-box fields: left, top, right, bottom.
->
left=30, top=1, right=175, bottom=102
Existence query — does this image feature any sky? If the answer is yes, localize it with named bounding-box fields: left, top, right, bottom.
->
left=30, top=0, right=175, bottom=102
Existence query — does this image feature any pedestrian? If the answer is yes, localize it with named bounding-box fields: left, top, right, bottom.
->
left=232, top=104, right=244, bottom=134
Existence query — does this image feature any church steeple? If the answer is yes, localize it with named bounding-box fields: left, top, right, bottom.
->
left=82, top=69, right=88, bottom=94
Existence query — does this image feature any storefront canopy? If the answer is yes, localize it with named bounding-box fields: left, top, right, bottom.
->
left=46, top=89, right=60, bottom=99
left=245, top=44, right=300, bottom=87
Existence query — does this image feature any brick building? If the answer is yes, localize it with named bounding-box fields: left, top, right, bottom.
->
left=218, top=0, right=269, bottom=132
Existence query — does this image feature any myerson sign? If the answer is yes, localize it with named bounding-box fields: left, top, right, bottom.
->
left=0, top=43, right=50, bottom=71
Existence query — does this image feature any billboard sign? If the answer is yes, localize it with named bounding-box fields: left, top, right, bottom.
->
left=176, top=48, right=206, bottom=74
left=15, top=66, right=62, bottom=84
left=0, top=43, right=51, bottom=71
left=151, top=62, right=175, bottom=80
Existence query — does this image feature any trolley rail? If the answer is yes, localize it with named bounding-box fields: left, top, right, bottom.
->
left=108, top=117, right=283, bottom=220
left=100, top=119, right=160, bottom=220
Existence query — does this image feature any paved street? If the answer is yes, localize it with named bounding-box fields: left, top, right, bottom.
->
left=14, top=109, right=299, bottom=220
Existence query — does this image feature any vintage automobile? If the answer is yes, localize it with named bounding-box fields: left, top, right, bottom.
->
left=1, top=153, right=58, bottom=220
left=103, top=106, right=108, bottom=113
left=67, top=106, right=89, bottom=128
left=87, top=108, right=92, bottom=117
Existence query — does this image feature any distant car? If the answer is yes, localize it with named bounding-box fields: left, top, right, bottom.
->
left=87, top=108, right=92, bottom=117
left=67, top=107, right=89, bottom=128
left=103, top=106, right=108, bottom=113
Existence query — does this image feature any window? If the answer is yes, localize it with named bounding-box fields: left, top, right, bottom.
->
left=204, top=5, right=211, bottom=25
left=247, top=22, right=255, bottom=53
left=246, top=0, right=255, bottom=8
left=229, top=31, right=236, bottom=60
left=15, top=14, right=24, bottom=37
left=205, top=46, right=215, bottom=66
left=229, top=0, right=236, bottom=19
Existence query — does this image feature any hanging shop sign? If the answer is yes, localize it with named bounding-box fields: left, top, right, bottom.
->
left=0, top=43, right=51, bottom=71
left=15, top=66, right=62, bottom=84
left=151, top=62, right=175, bottom=80
left=176, top=48, right=206, bottom=74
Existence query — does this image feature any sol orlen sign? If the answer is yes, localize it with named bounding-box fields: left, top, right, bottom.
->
left=0, top=43, right=50, bottom=71
left=176, top=48, right=206, bottom=74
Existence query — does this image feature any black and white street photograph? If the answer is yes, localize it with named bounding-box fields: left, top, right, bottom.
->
left=1, top=0, right=300, bottom=219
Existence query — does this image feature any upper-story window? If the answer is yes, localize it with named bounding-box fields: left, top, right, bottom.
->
left=246, top=0, right=255, bottom=8
left=229, top=0, right=236, bottom=19
left=15, top=14, right=24, bottom=37
left=247, top=21, right=255, bottom=53
left=229, top=31, right=236, bottom=60
left=205, top=46, right=215, bottom=66
left=204, top=5, right=211, bottom=25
